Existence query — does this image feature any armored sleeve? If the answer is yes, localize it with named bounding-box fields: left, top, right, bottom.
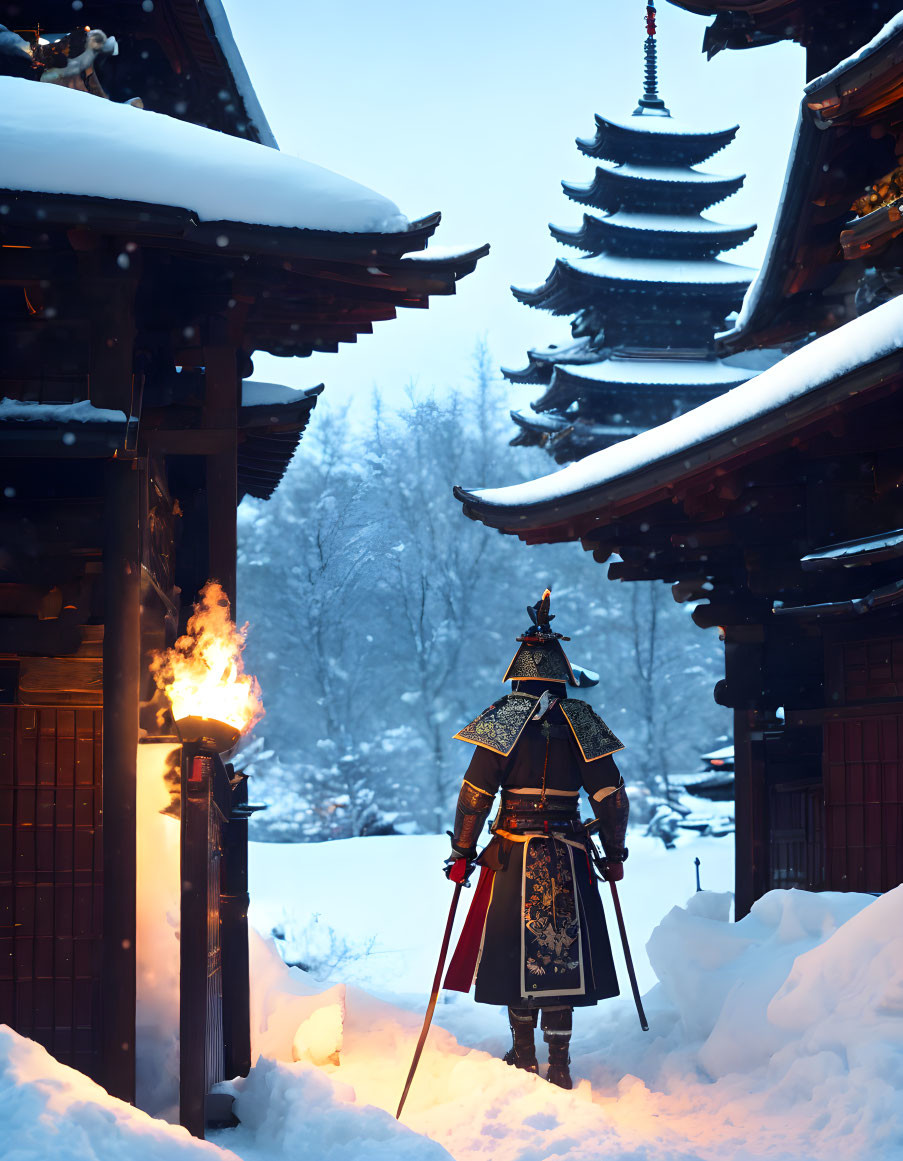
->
left=592, top=775, right=629, bottom=861
left=451, top=781, right=495, bottom=859
left=450, top=747, right=501, bottom=858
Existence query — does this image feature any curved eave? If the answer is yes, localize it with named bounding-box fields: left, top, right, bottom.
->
left=563, top=169, right=745, bottom=214
left=577, top=116, right=738, bottom=167
left=502, top=360, right=554, bottom=386
left=550, top=214, right=756, bottom=256
left=501, top=337, right=601, bottom=384
left=1, top=191, right=488, bottom=355
left=512, top=258, right=752, bottom=314
left=238, top=384, right=324, bottom=500
left=455, top=332, right=903, bottom=539
left=533, top=369, right=735, bottom=414
left=552, top=361, right=751, bottom=393
left=510, top=408, right=568, bottom=435
left=805, top=14, right=903, bottom=127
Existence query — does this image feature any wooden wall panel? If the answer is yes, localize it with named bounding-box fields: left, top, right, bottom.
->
left=824, top=714, right=903, bottom=892
left=0, top=706, right=104, bottom=1080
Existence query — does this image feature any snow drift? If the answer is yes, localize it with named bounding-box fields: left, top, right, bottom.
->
left=0, top=1026, right=234, bottom=1161
left=5, top=847, right=903, bottom=1161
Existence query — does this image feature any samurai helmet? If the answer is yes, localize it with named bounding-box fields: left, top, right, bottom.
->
left=502, top=589, right=598, bottom=688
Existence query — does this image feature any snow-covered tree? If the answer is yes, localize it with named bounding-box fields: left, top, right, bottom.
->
left=238, top=348, right=729, bottom=840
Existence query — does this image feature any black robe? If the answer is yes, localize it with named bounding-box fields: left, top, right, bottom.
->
left=445, top=700, right=622, bottom=1008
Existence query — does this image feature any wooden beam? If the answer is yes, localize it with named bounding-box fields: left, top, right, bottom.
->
left=101, top=455, right=140, bottom=1103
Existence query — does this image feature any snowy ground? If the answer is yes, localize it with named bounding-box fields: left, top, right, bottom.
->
left=5, top=831, right=903, bottom=1161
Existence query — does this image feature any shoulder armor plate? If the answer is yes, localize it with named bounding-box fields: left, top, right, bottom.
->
left=560, top=699, right=624, bottom=762
left=453, top=692, right=540, bottom=757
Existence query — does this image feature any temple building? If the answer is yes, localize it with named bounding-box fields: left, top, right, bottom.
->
left=456, top=5, right=903, bottom=920
left=0, top=0, right=485, bottom=1138
left=507, top=1, right=756, bottom=464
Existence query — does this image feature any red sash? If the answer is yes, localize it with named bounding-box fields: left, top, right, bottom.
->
left=443, top=866, right=496, bottom=992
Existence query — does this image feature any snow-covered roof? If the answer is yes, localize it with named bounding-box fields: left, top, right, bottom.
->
left=402, top=244, right=484, bottom=262
left=591, top=111, right=738, bottom=138
left=203, top=0, right=277, bottom=148
left=241, top=381, right=319, bottom=408
left=0, top=397, right=126, bottom=423
left=590, top=161, right=734, bottom=186
left=563, top=253, right=755, bottom=287
left=592, top=210, right=754, bottom=236
left=553, top=356, right=752, bottom=387
left=721, top=110, right=805, bottom=341
left=0, top=78, right=407, bottom=235
left=465, top=292, right=903, bottom=511
left=805, top=10, right=903, bottom=93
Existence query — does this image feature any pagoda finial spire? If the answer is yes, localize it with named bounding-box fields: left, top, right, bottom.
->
left=634, top=1, right=670, bottom=116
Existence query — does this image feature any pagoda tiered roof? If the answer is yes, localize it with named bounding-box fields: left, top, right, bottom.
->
left=562, top=161, right=744, bottom=216
left=577, top=112, right=738, bottom=167
left=504, top=3, right=756, bottom=461
left=502, top=336, right=601, bottom=385
left=513, top=252, right=754, bottom=315
left=552, top=210, right=755, bottom=259
left=531, top=355, right=751, bottom=422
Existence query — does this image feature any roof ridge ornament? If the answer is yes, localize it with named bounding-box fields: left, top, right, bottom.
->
left=634, top=2, right=671, bottom=117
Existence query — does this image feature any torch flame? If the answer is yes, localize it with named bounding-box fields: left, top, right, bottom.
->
left=149, top=581, right=264, bottom=734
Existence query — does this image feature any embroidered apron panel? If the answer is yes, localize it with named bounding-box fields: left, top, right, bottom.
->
left=520, top=837, right=585, bottom=999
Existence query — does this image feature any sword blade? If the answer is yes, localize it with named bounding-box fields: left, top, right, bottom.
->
left=609, top=879, right=649, bottom=1032
left=395, top=881, right=463, bottom=1119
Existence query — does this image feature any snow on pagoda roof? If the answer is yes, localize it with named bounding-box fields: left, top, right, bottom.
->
left=590, top=161, right=735, bottom=186
left=553, top=355, right=753, bottom=387
left=563, top=253, right=756, bottom=287
left=805, top=10, right=903, bottom=93
left=594, top=210, right=755, bottom=236
left=466, top=292, right=903, bottom=511
left=590, top=111, right=738, bottom=138
left=0, top=78, right=408, bottom=235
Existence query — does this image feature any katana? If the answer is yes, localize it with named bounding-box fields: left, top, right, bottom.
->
left=584, top=818, right=649, bottom=1033
left=607, top=878, right=649, bottom=1032
left=395, top=876, right=464, bottom=1119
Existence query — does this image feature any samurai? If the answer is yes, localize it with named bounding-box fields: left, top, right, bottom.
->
left=443, top=590, right=629, bottom=1089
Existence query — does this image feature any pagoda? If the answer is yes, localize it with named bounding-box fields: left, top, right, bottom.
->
left=507, top=1, right=757, bottom=463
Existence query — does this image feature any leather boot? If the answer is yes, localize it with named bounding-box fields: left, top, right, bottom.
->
left=503, top=1007, right=538, bottom=1073
left=546, top=1039, right=572, bottom=1089
left=541, top=1006, right=573, bottom=1089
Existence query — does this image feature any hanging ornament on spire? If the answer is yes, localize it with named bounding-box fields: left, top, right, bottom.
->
left=634, top=0, right=670, bottom=116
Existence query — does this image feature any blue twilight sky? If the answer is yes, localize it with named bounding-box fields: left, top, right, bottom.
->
left=222, top=0, right=805, bottom=415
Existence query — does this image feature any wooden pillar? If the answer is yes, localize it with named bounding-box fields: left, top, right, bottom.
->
left=180, top=746, right=211, bottom=1138
left=203, top=346, right=238, bottom=608
left=734, top=707, right=769, bottom=919
left=221, top=773, right=251, bottom=1080
left=101, top=455, right=140, bottom=1102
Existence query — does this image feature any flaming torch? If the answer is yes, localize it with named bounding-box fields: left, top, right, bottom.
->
left=149, top=581, right=263, bottom=755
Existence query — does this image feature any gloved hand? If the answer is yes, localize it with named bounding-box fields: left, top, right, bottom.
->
left=599, top=858, right=624, bottom=882
left=444, top=845, right=476, bottom=886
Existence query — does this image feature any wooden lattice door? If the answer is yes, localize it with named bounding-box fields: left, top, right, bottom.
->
left=0, top=707, right=104, bottom=1079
